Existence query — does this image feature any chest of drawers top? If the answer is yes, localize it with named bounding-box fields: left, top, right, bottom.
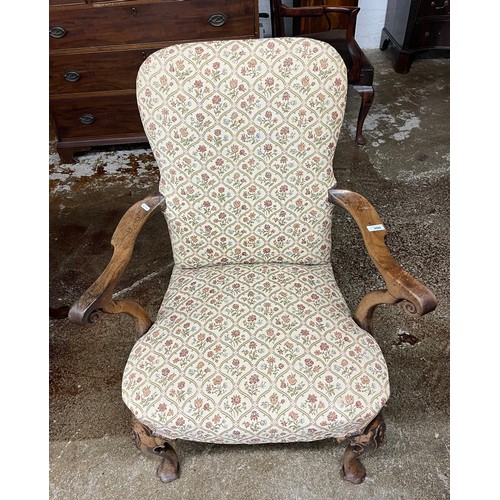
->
left=50, top=0, right=258, bottom=52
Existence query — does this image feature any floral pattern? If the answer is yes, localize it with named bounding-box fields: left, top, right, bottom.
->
left=136, top=38, right=348, bottom=268
left=124, top=38, right=389, bottom=445
left=122, top=264, right=390, bottom=444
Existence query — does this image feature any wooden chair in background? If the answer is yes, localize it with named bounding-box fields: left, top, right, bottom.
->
left=271, top=1, right=374, bottom=145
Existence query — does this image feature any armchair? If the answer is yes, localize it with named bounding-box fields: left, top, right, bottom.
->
left=69, top=38, right=436, bottom=485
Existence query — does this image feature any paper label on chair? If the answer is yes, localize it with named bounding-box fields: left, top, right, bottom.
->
left=367, top=224, right=385, bottom=232
left=141, top=203, right=151, bottom=211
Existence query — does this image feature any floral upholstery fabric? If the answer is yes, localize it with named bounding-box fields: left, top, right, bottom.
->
left=136, top=38, right=348, bottom=268
left=124, top=38, right=390, bottom=445
left=122, top=263, right=390, bottom=444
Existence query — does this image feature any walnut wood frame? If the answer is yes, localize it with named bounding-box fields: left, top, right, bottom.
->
left=68, top=193, right=166, bottom=339
left=327, top=188, right=437, bottom=333
left=68, top=188, right=437, bottom=484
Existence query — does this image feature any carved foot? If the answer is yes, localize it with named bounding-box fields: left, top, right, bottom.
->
left=342, top=411, right=386, bottom=484
left=157, top=456, right=178, bottom=484
left=131, top=417, right=179, bottom=483
left=355, top=133, right=367, bottom=146
left=56, top=145, right=91, bottom=164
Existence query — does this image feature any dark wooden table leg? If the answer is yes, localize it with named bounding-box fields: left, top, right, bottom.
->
left=352, top=85, right=374, bottom=145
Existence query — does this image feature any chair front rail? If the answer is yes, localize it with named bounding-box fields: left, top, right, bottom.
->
left=68, top=193, right=166, bottom=338
left=328, top=188, right=437, bottom=332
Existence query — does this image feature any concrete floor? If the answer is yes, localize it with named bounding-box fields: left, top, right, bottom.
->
left=49, top=49, right=450, bottom=499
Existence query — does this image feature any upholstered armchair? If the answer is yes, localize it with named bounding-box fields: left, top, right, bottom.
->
left=69, top=37, right=437, bottom=485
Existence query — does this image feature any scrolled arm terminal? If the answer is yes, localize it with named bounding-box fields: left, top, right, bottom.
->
left=68, top=193, right=166, bottom=338
left=328, top=188, right=437, bottom=332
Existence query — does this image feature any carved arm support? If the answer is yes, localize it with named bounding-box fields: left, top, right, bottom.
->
left=328, top=188, right=437, bottom=333
left=68, top=194, right=166, bottom=338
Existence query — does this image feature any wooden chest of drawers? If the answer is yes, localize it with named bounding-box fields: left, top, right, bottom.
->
left=380, top=0, right=450, bottom=73
left=49, top=0, right=259, bottom=163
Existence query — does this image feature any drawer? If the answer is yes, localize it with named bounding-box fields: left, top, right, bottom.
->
left=411, top=19, right=450, bottom=49
left=417, top=0, right=450, bottom=18
left=50, top=93, right=144, bottom=139
left=50, top=48, right=160, bottom=94
left=49, top=0, right=257, bottom=50
left=50, top=0, right=87, bottom=5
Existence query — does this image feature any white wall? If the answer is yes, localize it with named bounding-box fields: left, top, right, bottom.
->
left=357, top=0, right=388, bottom=49
left=258, top=0, right=389, bottom=48
left=258, top=0, right=274, bottom=37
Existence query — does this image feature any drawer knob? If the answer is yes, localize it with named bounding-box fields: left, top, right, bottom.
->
left=79, top=114, right=95, bottom=125
left=208, top=13, right=228, bottom=27
left=49, top=26, right=67, bottom=39
left=431, top=1, right=448, bottom=9
left=64, top=71, right=81, bottom=83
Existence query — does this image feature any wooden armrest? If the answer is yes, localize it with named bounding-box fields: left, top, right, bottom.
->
left=323, top=7, right=360, bottom=79
left=328, top=188, right=437, bottom=332
left=322, top=6, right=359, bottom=39
left=68, top=194, right=166, bottom=336
left=280, top=5, right=326, bottom=18
left=279, top=5, right=359, bottom=19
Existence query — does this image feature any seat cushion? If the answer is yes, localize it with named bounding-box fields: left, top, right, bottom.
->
left=122, top=263, right=390, bottom=444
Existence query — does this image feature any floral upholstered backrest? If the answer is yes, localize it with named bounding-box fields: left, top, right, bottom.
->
left=137, top=38, right=347, bottom=268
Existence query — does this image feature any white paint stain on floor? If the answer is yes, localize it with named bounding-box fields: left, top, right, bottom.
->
left=49, top=144, right=157, bottom=193
left=342, top=95, right=449, bottom=183
left=355, top=107, right=422, bottom=143
left=391, top=113, right=421, bottom=141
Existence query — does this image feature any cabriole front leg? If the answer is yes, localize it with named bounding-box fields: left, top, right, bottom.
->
left=131, top=417, right=179, bottom=483
left=343, top=411, right=386, bottom=484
